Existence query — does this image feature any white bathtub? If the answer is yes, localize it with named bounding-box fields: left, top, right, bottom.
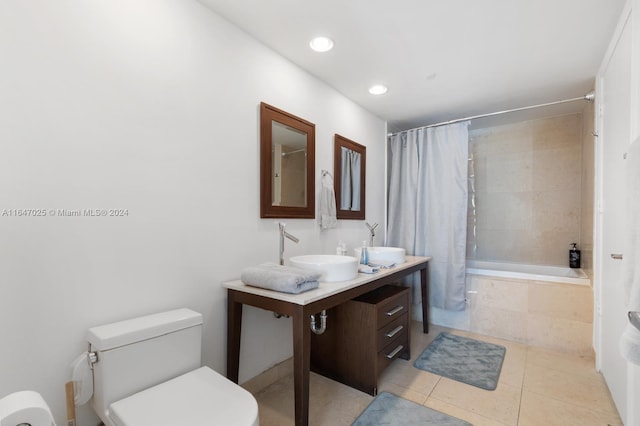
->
left=466, top=260, right=590, bottom=286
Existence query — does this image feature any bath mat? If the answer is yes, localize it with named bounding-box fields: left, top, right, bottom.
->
left=414, top=332, right=506, bottom=390
left=352, top=392, right=471, bottom=426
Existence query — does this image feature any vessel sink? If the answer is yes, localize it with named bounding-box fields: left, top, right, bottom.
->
left=353, top=246, right=406, bottom=265
left=289, top=255, right=359, bottom=282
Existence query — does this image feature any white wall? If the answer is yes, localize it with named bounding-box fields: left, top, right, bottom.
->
left=0, top=1, right=386, bottom=425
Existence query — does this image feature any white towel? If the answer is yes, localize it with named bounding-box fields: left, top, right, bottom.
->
left=368, top=260, right=397, bottom=269
left=240, top=262, right=321, bottom=294
left=358, top=265, right=379, bottom=274
left=318, top=172, right=337, bottom=229
left=620, top=137, right=640, bottom=365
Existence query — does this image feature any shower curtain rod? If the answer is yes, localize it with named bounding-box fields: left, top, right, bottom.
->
left=281, top=148, right=306, bottom=156
left=388, top=91, right=595, bottom=137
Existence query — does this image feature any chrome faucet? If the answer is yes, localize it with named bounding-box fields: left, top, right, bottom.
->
left=365, top=222, right=378, bottom=247
left=278, top=222, right=299, bottom=265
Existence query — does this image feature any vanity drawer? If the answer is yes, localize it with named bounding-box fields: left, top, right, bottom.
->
left=377, top=333, right=408, bottom=375
left=377, top=313, right=408, bottom=352
left=377, top=290, right=409, bottom=327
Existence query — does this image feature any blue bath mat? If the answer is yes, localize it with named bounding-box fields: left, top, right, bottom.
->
left=352, top=392, right=471, bottom=426
left=414, top=332, right=506, bottom=390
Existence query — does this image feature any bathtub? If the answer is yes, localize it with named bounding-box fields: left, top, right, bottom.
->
left=462, top=259, right=593, bottom=355
left=466, top=260, right=590, bottom=286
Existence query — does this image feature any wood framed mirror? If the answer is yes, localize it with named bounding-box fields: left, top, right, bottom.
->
left=334, top=134, right=366, bottom=220
left=260, top=102, right=315, bottom=218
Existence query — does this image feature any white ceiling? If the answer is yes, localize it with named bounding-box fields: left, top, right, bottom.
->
left=198, top=0, right=625, bottom=132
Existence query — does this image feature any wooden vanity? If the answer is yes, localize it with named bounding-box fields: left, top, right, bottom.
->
left=224, top=255, right=430, bottom=426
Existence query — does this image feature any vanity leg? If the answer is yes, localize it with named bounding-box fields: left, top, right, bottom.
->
left=420, top=264, right=429, bottom=334
left=292, top=305, right=310, bottom=426
left=226, top=290, right=242, bottom=383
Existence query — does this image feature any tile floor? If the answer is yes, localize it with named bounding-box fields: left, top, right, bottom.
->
left=253, top=321, right=622, bottom=426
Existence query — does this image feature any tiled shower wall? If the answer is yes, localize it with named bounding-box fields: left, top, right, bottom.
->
left=467, top=113, right=585, bottom=266
left=580, top=102, right=595, bottom=276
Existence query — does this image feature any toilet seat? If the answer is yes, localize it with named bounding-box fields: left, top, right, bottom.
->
left=108, top=366, right=259, bottom=426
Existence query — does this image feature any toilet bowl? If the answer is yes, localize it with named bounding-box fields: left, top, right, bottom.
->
left=74, top=309, right=258, bottom=426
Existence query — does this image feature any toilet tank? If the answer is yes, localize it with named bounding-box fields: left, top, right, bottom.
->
left=87, top=309, right=203, bottom=423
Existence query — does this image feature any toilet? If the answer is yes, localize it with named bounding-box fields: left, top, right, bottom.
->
left=80, top=308, right=258, bottom=426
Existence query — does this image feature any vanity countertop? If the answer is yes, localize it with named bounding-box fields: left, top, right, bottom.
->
left=223, top=255, right=431, bottom=305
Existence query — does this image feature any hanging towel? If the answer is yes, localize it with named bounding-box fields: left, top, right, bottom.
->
left=240, top=262, right=321, bottom=294
left=318, top=171, right=338, bottom=229
left=620, top=137, right=640, bottom=365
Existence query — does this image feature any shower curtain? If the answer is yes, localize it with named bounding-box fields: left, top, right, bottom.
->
left=387, top=122, right=469, bottom=314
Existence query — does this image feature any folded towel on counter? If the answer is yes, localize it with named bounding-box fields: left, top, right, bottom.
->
left=358, top=265, right=379, bottom=274
left=241, top=263, right=322, bottom=294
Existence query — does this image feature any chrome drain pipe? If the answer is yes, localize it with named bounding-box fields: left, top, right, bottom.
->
left=310, top=310, right=328, bottom=335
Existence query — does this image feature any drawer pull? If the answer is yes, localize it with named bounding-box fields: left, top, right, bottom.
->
left=386, top=305, right=404, bottom=316
left=386, top=345, right=404, bottom=359
left=385, top=325, right=404, bottom=338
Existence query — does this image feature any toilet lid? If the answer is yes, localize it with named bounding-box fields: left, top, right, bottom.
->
left=109, top=366, right=259, bottom=426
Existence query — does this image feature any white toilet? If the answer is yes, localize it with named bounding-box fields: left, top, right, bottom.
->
left=81, top=308, right=258, bottom=426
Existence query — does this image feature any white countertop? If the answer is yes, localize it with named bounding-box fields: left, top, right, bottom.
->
left=223, top=255, right=430, bottom=305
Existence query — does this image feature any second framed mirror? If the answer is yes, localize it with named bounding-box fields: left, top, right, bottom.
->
left=334, top=134, right=366, bottom=220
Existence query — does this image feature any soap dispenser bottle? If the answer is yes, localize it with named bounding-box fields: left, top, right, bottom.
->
left=569, top=243, right=581, bottom=269
left=360, top=241, right=369, bottom=265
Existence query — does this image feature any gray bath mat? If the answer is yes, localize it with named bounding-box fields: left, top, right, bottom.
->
left=414, top=332, right=505, bottom=390
left=352, top=392, right=470, bottom=426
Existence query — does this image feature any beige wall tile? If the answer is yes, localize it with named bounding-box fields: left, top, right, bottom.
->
left=471, top=113, right=586, bottom=266
left=475, top=229, right=536, bottom=262
left=532, top=146, right=582, bottom=191
left=476, top=122, right=533, bottom=156
left=531, top=190, right=581, bottom=234
left=471, top=151, right=488, bottom=193
left=470, top=306, right=528, bottom=343
left=470, top=276, right=528, bottom=312
left=529, top=229, right=580, bottom=266
left=528, top=283, right=594, bottom=322
left=531, top=113, right=582, bottom=150
left=486, top=151, right=533, bottom=193
left=581, top=101, right=595, bottom=276
left=476, top=192, right=533, bottom=230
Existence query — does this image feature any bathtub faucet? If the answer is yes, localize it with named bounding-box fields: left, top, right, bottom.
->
left=365, top=222, right=378, bottom=247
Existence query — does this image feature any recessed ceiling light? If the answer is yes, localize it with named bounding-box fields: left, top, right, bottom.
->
left=368, top=84, right=388, bottom=95
left=309, top=36, right=334, bottom=52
